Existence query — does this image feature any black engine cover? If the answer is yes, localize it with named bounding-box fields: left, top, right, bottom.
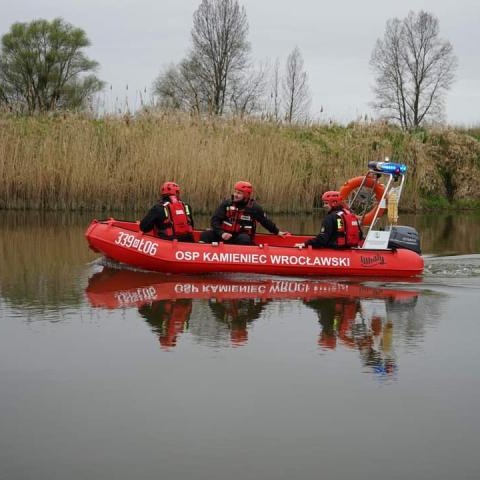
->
left=388, top=226, right=421, bottom=254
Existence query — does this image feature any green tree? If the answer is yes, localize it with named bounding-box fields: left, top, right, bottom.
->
left=0, top=18, right=104, bottom=113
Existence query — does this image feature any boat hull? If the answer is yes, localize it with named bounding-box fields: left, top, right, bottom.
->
left=85, top=219, right=424, bottom=278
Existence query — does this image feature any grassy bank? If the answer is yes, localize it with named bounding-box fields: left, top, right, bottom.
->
left=1, top=113, right=480, bottom=213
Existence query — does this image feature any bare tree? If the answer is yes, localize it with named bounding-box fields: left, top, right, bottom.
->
left=153, top=56, right=210, bottom=114
left=153, top=64, right=184, bottom=110
left=191, top=0, right=250, bottom=115
left=229, top=63, right=267, bottom=117
left=153, top=0, right=251, bottom=116
left=370, top=10, right=457, bottom=129
left=269, top=57, right=281, bottom=121
left=282, top=47, right=311, bottom=123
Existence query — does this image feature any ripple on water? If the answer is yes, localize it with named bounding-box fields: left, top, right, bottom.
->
left=423, top=254, right=480, bottom=278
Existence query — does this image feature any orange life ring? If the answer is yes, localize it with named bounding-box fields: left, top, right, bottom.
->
left=339, top=176, right=386, bottom=226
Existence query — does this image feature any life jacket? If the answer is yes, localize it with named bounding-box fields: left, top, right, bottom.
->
left=334, top=208, right=361, bottom=247
left=222, top=199, right=256, bottom=237
left=158, top=196, right=193, bottom=238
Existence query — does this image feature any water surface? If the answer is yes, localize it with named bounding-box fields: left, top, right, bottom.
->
left=1, top=211, right=479, bottom=480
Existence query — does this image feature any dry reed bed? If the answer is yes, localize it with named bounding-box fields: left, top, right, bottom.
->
left=1, top=114, right=479, bottom=212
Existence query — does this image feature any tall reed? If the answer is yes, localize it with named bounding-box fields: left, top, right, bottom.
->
left=1, top=113, right=479, bottom=213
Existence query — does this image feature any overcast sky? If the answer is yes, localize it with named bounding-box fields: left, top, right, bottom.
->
left=1, top=0, right=478, bottom=124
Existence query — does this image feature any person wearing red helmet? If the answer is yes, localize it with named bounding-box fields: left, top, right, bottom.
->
left=199, top=181, right=288, bottom=245
left=140, top=181, right=194, bottom=242
left=296, top=190, right=362, bottom=248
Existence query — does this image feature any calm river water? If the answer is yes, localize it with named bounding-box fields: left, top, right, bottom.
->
left=1, top=211, right=480, bottom=480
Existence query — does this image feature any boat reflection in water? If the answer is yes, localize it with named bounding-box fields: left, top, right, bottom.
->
left=207, top=298, right=268, bottom=346
left=136, top=299, right=193, bottom=349
left=86, top=268, right=421, bottom=369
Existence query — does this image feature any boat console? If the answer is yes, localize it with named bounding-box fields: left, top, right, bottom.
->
left=346, top=159, right=421, bottom=254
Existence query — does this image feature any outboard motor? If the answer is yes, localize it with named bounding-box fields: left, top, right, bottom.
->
left=388, top=226, right=421, bottom=254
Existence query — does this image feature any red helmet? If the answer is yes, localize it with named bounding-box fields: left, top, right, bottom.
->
left=234, top=181, right=253, bottom=198
left=322, top=190, right=343, bottom=207
left=161, top=181, right=180, bottom=197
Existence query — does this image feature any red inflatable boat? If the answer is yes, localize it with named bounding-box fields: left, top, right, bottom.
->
left=85, top=218, right=422, bottom=277
left=85, top=162, right=424, bottom=278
